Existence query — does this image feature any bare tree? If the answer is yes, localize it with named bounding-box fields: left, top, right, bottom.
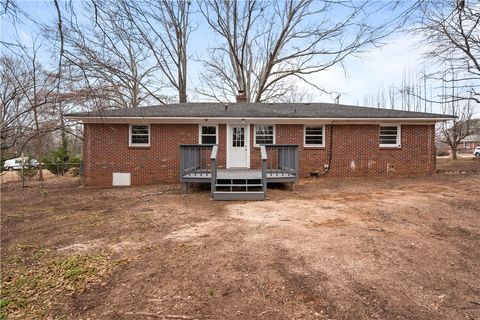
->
left=0, top=55, right=32, bottom=153
left=413, top=0, right=480, bottom=103
left=197, top=0, right=395, bottom=102
left=438, top=68, right=475, bottom=159
left=277, top=85, right=314, bottom=103
left=59, top=0, right=164, bottom=109
left=2, top=37, right=58, bottom=180
left=120, top=0, right=193, bottom=103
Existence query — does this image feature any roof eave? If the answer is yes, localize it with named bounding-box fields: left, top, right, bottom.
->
left=66, top=116, right=455, bottom=124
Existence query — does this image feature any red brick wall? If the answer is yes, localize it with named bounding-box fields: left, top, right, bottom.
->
left=83, top=123, right=436, bottom=186
left=459, top=141, right=480, bottom=152
left=250, top=124, right=436, bottom=178
left=83, top=123, right=198, bottom=186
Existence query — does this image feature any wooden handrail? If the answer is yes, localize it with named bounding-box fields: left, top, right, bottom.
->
left=210, top=145, right=218, bottom=197
left=260, top=145, right=268, bottom=196
left=210, top=145, right=218, bottom=160
left=260, top=145, right=267, bottom=160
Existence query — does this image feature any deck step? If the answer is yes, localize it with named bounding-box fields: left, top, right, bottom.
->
left=212, top=191, right=266, bottom=201
left=215, top=183, right=264, bottom=187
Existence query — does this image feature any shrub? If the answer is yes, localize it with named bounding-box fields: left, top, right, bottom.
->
left=16, top=167, right=38, bottom=180
left=43, top=146, right=81, bottom=175
left=15, top=156, right=38, bottom=180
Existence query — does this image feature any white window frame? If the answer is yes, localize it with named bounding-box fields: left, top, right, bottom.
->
left=129, top=124, right=150, bottom=147
left=304, top=125, right=325, bottom=147
left=254, top=124, right=275, bottom=147
left=198, top=124, right=218, bottom=145
left=379, top=124, right=401, bottom=148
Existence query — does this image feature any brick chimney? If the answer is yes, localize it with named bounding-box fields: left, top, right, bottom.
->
left=236, top=90, right=247, bottom=103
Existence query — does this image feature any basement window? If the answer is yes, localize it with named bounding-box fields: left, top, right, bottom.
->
left=254, top=125, right=275, bottom=146
left=129, top=124, right=150, bottom=147
left=379, top=125, right=401, bottom=148
left=199, top=125, right=218, bottom=144
left=304, top=125, right=324, bottom=147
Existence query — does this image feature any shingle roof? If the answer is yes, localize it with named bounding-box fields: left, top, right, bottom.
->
left=67, top=102, right=453, bottom=119
left=462, top=134, right=480, bottom=142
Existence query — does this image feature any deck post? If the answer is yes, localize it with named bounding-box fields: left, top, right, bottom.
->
left=261, top=145, right=268, bottom=197
left=210, top=145, right=218, bottom=197
left=183, top=182, right=189, bottom=194
left=295, top=145, right=299, bottom=179
left=211, top=159, right=216, bottom=197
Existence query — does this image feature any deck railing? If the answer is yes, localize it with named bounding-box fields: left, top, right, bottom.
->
left=263, top=144, right=299, bottom=178
left=179, top=144, right=215, bottom=180
left=260, top=145, right=268, bottom=196
left=210, top=145, right=218, bottom=196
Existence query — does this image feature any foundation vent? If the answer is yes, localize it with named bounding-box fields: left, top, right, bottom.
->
left=112, top=173, right=131, bottom=186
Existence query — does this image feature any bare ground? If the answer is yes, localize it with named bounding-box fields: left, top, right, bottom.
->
left=436, top=157, right=480, bottom=172
left=0, top=170, right=58, bottom=184
left=1, top=171, right=479, bottom=320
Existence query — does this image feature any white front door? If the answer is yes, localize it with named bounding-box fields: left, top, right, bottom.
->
left=228, top=125, right=249, bottom=168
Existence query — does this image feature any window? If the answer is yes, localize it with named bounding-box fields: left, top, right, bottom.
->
left=199, top=125, right=217, bottom=144
left=254, top=125, right=275, bottom=146
left=129, top=125, right=150, bottom=146
left=379, top=125, right=401, bottom=148
left=232, top=127, right=245, bottom=147
left=304, top=125, right=324, bottom=147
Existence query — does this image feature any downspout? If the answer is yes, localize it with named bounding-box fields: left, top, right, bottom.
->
left=324, top=122, right=334, bottom=174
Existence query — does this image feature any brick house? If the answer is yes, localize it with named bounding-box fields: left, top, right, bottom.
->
left=68, top=101, right=453, bottom=200
left=459, top=134, right=480, bottom=152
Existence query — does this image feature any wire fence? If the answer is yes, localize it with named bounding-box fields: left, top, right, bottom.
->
left=0, top=161, right=83, bottom=187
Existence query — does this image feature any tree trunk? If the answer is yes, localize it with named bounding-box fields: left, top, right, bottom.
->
left=179, top=82, right=187, bottom=103
left=451, top=146, right=457, bottom=160
left=33, top=100, right=43, bottom=181
left=36, top=134, right=44, bottom=181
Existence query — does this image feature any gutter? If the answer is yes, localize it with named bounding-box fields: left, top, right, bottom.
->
left=66, top=116, right=456, bottom=124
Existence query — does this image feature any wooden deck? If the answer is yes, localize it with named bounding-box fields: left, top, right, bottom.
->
left=182, top=168, right=296, bottom=183
left=180, top=144, right=299, bottom=200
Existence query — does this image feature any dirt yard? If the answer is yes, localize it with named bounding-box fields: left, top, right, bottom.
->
left=1, top=171, right=479, bottom=319
left=436, top=157, right=480, bottom=173
left=0, top=169, right=60, bottom=185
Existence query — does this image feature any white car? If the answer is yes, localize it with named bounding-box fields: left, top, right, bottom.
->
left=474, top=146, right=480, bottom=157
left=3, top=157, right=39, bottom=170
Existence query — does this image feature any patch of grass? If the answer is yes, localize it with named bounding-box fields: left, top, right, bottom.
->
left=55, top=255, right=102, bottom=282
left=0, top=299, right=10, bottom=320
left=208, top=287, right=215, bottom=298
left=0, top=300, right=9, bottom=309
left=1, top=245, right=127, bottom=319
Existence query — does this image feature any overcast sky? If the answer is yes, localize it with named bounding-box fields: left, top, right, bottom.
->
left=0, top=1, right=461, bottom=113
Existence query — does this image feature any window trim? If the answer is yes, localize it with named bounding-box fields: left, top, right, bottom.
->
left=254, top=124, right=276, bottom=147
left=129, top=124, right=151, bottom=147
left=304, top=125, right=325, bottom=148
left=379, top=124, right=401, bottom=148
left=198, top=124, right=218, bottom=145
